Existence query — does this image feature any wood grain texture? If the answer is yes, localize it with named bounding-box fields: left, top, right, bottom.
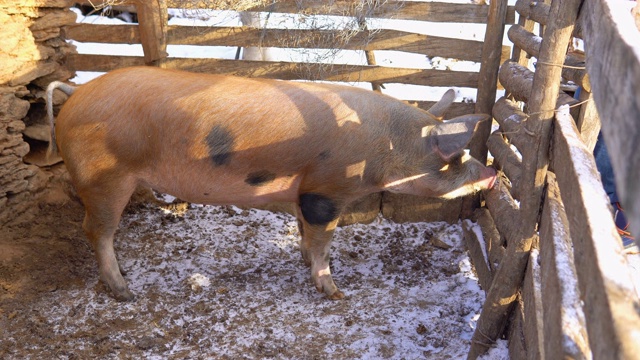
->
left=474, top=208, right=504, bottom=274
left=514, top=0, right=583, bottom=38
left=491, top=96, right=530, bottom=153
left=462, top=220, right=493, bottom=291
left=68, top=53, right=480, bottom=87
left=133, top=0, right=168, bottom=66
left=64, top=24, right=510, bottom=63
left=507, top=24, right=590, bottom=91
left=521, top=249, right=543, bottom=360
left=468, top=1, right=583, bottom=357
left=486, top=132, right=522, bottom=199
left=483, top=181, right=521, bottom=255
left=74, top=0, right=516, bottom=23
left=551, top=106, right=640, bottom=360
left=581, top=0, right=640, bottom=251
left=469, top=0, right=510, bottom=165
left=539, top=171, right=591, bottom=359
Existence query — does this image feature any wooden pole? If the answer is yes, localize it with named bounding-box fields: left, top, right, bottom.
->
left=358, top=17, right=382, bottom=92
left=467, top=0, right=584, bottom=358
left=469, top=0, right=510, bottom=165
left=461, top=0, right=509, bottom=218
left=134, top=0, right=167, bottom=67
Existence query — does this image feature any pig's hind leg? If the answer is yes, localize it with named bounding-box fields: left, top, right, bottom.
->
left=296, top=194, right=345, bottom=300
left=78, top=175, right=138, bottom=301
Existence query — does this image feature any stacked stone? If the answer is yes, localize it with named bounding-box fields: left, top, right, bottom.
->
left=0, top=1, right=77, bottom=224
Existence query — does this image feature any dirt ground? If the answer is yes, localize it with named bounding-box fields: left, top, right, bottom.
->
left=0, top=166, right=507, bottom=359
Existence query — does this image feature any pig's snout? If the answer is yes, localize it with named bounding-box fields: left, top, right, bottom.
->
left=479, top=166, right=498, bottom=190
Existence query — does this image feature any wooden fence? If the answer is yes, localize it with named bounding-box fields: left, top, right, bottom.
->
left=64, top=0, right=514, bottom=118
left=462, top=0, right=640, bottom=358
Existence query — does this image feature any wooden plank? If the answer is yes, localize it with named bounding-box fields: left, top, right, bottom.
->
left=483, top=179, right=521, bottom=250
left=539, top=171, right=591, bottom=359
left=581, top=0, right=640, bottom=246
left=68, top=54, right=146, bottom=70
left=461, top=0, right=510, bottom=218
left=486, top=132, right=522, bottom=199
left=507, top=298, right=527, bottom=360
left=514, top=0, right=583, bottom=38
left=551, top=106, right=640, bottom=360
left=359, top=20, right=381, bottom=92
left=507, top=24, right=542, bottom=59
left=64, top=24, right=511, bottom=64
left=491, top=96, right=530, bottom=152
left=468, top=2, right=584, bottom=358
left=469, top=0, right=510, bottom=165
left=507, top=24, right=590, bottom=92
left=0, top=0, right=73, bottom=7
left=68, top=53, right=480, bottom=87
left=563, top=52, right=590, bottom=93
left=510, top=0, right=536, bottom=68
left=474, top=208, right=503, bottom=274
left=133, top=0, right=168, bottom=66
left=521, top=249, right=544, bottom=360
left=77, top=0, right=516, bottom=23
left=462, top=220, right=493, bottom=291
left=180, top=1, right=516, bottom=24
left=498, top=60, right=578, bottom=106
left=574, top=88, right=600, bottom=152
left=498, top=60, right=534, bottom=102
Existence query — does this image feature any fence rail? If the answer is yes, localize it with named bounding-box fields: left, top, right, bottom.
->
left=67, top=0, right=513, bottom=101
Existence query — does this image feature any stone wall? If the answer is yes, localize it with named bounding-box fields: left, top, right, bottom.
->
left=0, top=1, right=76, bottom=224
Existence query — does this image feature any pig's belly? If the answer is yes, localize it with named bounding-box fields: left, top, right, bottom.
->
left=140, top=166, right=304, bottom=206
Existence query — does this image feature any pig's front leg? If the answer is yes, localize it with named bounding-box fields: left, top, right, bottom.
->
left=296, top=195, right=345, bottom=300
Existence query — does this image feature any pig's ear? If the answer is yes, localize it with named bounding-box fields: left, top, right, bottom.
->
left=426, top=89, right=456, bottom=121
left=431, top=114, right=490, bottom=161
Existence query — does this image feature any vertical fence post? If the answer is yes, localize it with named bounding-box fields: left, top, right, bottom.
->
left=461, top=0, right=509, bottom=218
left=469, top=0, right=510, bottom=165
left=467, top=0, right=584, bottom=358
left=135, top=0, right=168, bottom=67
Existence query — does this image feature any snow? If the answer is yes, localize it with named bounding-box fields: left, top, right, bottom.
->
left=7, top=202, right=510, bottom=358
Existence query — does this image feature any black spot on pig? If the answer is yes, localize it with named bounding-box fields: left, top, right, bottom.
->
left=318, top=150, right=331, bottom=160
left=245, top=170, right=276, bottom=186
left=299, top=193, right=338, bottom=225
left=206, top=125, right=234, bottom=166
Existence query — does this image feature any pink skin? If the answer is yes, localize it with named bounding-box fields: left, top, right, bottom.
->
left=47, top=67, right=498, bottom=301
left=479, top=166, right=498, bottom=190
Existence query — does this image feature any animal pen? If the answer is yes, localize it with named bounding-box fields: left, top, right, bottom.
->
left=1, top=0, right=640, bottom=358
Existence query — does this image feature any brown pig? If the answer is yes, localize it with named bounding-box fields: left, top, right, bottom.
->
left=46, top=67, right=496, bottom=301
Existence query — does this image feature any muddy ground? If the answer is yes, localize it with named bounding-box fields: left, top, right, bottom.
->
left=0, top=167, right=510, bottom=359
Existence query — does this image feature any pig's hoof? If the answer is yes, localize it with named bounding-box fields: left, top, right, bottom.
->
left=300, top=249, right=311, bottom=267
left=112, top=289, right=136, bottom=302
left=326, top=290, right=345, bottom=300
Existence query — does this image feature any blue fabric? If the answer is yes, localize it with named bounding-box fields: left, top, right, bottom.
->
left=593, top=133, right=619, bottom=204
left=576, top=86, right=619, bottom=204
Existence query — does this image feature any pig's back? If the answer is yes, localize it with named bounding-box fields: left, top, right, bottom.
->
left=55, top=67, right=404, bottom=204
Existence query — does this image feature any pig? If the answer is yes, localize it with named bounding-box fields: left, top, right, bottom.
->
left=46, top=66, right=496, bottom=301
